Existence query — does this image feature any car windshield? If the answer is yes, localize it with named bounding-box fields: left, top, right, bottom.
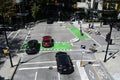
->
left=28, top=41, right=37, bottom=48
left=43, top=40, right=50, bottom=42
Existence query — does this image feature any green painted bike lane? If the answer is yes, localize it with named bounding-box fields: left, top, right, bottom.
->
left=22, top=25, right=89, bottom=51
left=67, top=25, right=89, bottom=39
left=22, top=42, right=71, bottom=51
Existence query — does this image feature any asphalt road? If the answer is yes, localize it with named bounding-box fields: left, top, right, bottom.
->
left=12, top=22, right=113, bottom=80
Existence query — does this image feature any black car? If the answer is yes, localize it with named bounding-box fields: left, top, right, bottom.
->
left=55, top=52, right=74, bottom=74
left=26, top=40, right=40, bottom=54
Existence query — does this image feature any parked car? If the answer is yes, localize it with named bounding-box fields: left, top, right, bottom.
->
left=26, top=40, right=40, bottom=54
left=42, top=36, right=54, bottom=48
left=55, top=52, right=74, bottom=74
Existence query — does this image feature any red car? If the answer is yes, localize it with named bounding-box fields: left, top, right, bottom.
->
left=42, top=36, right=54, bottom=48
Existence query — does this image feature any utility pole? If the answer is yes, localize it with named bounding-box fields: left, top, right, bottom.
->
left=104, top=23, right=113, bottom=62
left=4, top=31, right=14, bottom=67
left=2, top=0, right=13, bottom=67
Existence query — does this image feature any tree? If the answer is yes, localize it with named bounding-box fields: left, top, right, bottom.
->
left=0, top=0, right=16, bottom=24
left=29, top=0, right=41, bottom=22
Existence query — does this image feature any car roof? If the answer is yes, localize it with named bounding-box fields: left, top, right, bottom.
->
left=43, top=36, right=51, bottom=40
left=57, top=54, right=70, bottom=65
left=27, top=40, right=38, bottom=46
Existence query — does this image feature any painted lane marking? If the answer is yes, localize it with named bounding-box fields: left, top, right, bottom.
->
left=21, top=60, right=96, bottom=65
left=90, top=37, right=102, bottom=47
left=100, top=35, right=106, bottom=39
left=72, top=22, right=102, bottom=47
left=91, top=66, right=102, bottom=80
left=12, top=30, right=21, bottom=40
left=19, top=66, right=57, bottom=71
left=89, top=69, right=95, bottom=80
left=82, top=29, right=102, bottom=47
left=34, top=72, right=38, bottom=80
left=96, top=67, right=108, bottom=80
left=21, top=61, right=56, bottom=65
left=76, top=61, right=89, bottom=80
left=8, top=32, right=14, bottom=38
left=92, top=64, right=100, bottom=66
left=58, top=73, right=60, bottom=80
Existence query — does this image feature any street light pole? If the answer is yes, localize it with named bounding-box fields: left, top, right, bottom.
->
left=2, top=0, right=13, bottom=67
left=4, top=31, right=14, bottom=67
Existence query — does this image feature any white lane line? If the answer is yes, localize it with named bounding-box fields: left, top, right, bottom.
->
left=100, top=35, right=106, bottom=39
left=76, top=61, right=89, bottom=80
left=58, top=73, right=60, bottom=80
left=92, top=64, right=100, bottom=66
left=19, top=66, right=57, bottom=71
left=89, top=69, right=95, bottom=79
left=8, top=32, right=14, bottom=38
left=12, top=30, right=21, bottom=40
left=83, top=30, right=102, bottom=47
left=91, top=38, right=101, bottom=47
left=34, top=72, right=38, bottom=80
left=21, top=60, right=96, bottom=65
left=21, top=61, right=56, bottom=65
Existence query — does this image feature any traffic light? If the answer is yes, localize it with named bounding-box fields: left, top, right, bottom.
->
left=3, top=49, right=9, bottom=54
left=105, top=33, right=110, bottom=42
left=115, top=3, right=118, bottom=10
left=106, top=3, right=109, bottom=9
left=72, top=3, right=77, bottom=8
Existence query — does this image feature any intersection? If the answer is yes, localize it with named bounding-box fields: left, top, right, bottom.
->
left=0, top=21, right=120, bottom=80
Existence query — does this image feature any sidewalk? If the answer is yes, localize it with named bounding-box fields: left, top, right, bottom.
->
left=0, top=54, right=21, bottom=80
left=95, top=45, right=120, bottom=80
left=72, top=21, right=120, bottom=80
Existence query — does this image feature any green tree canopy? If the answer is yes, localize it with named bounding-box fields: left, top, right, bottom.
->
left=0, top=0, right=16, bottom=24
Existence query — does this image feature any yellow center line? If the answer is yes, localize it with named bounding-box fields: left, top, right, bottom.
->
left=91, top=65, right=102, bottom=80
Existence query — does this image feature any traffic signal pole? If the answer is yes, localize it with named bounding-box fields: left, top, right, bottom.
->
left=104, top=23, right=113, bottom=62
left=4, top=31, right=14, bottom=67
